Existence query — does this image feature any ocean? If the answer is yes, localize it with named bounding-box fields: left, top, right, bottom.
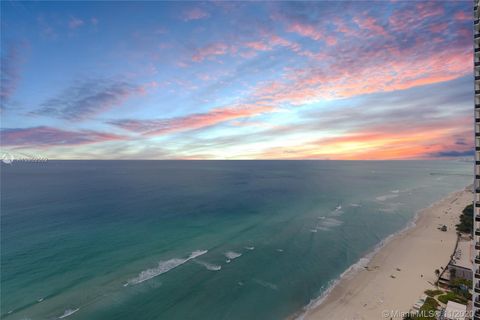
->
left=0, top=160, right=472, bottom=320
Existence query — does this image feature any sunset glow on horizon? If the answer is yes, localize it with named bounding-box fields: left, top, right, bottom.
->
left=0, top=1, right=474, bottom=160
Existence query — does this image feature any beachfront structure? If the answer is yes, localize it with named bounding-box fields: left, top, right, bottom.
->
left=475, top=1, right=480, bottom=319
left=440, top=239, right=473, bottom=287
left=443, top=301, right=467, bottom=320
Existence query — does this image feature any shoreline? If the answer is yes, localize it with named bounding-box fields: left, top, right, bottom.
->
left=294, top=186, right=473, bottom=320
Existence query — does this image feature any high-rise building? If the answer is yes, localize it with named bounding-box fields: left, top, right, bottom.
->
left=474, top=1, right=480, bottom=319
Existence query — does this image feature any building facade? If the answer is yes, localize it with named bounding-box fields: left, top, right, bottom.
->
left=475, top=1, right=480, bottom=319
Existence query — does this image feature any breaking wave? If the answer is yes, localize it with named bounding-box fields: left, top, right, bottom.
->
left=126, top=250, right=208, bottom=286
left=195, top=260, right=221, bottom=271
left=225, top=251, right=242, bottom=260
left=58, top=308, right=80, bottom=319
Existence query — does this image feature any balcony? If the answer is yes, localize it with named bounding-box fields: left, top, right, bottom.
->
left=475, top=297, right=480, bottom=308
left=476, top=228, right=480, bottom=236
left=476, top=255, right=480, bottom=264
left=475, top=284, right=480, bottom=293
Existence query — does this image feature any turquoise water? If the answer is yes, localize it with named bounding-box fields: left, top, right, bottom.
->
left=1, top=160, right=472, bottom=320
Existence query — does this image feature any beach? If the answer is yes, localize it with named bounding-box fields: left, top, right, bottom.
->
left=302, top=186, right=473, bottom=320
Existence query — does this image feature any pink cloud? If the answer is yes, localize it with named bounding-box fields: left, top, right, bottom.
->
left=191, top=34, right=301, bottom=63
left=325, top=36, right=337, bottom=46
left=182, top=8, right=209, bottom=21
left=1, top=126, right=125, bottom=147
left=250, top=40, right=471, bottom=106
left=286, top=21, right=339, bottom=46
left=68, top=16, right=84, bottom=29
left=192, top=42, right=231, bottom=62
left=389, top=3, right=445, bottom=32
left=110, top=104, right=274, bottom=136
left=353, top=16, right=387, bottom=36
left=333, top=18, right=352, bottom=34
left=245, top=41, right=272, bottom=51
left=415, top=2, right=445, bottom=19
left=287, top=21, right=323, bottom=41
left=455, top=11, right=471, bottom=21
left=430, top=23, right=449, bottom=33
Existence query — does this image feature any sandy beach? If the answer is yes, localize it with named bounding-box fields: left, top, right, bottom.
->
left=302, top=186, right=473, bottom=320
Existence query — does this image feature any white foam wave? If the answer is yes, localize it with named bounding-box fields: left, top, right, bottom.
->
left=126, top=250, right=207, bottom=286
left=330, top=205, right=343, bottom=215
left=244, top=246, right=255, bottom=251
left=195, top=260, right=221, bottom=271
left=58, top=308, right=80, bottom=319
left=349, top=203, right=361, bottom=207
left=379, top=202, right=404, bottom=213
left=225, top=251, right=242, bottom=260
left=294, top=193, right=443, bottom=320
left=375, top=193, right=398, bottom=201
left=316, top=217, right=343, bottom=231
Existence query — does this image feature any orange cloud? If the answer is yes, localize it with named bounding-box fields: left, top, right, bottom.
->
left=254, top=125, right=469, bottom=160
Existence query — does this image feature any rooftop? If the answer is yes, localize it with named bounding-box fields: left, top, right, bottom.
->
left=449, top=239, right=473, bottom=271
left=444, top=301, right=467, bottom=320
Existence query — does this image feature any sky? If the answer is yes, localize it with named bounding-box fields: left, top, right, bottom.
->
left=0, top=0, right=474, bottom=160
